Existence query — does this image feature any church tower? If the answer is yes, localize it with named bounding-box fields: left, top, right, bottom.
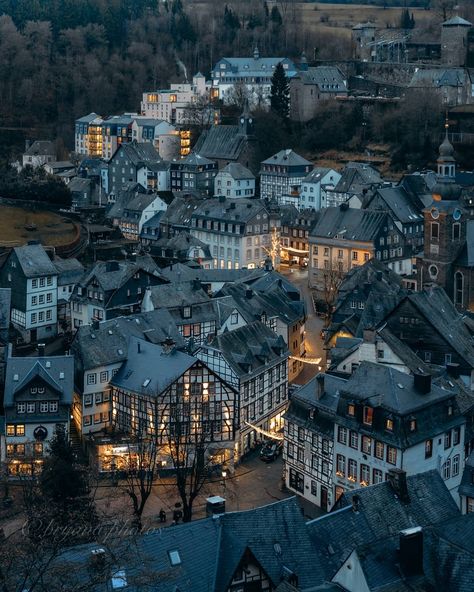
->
left=239, top=100, right=254, bottom=136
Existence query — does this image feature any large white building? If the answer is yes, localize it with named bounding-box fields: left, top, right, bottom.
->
left=189, top=197, right=272, bottom=269
left=214, top=162, right=255, bottom=198
left=141, top=73, right=219, bottom=125
left=211, top=48, right=297, bottom=107
left=284, top=362, right=466, bottom=511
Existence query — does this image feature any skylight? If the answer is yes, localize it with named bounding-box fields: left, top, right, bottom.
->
left=111, top=570, right=127, bottom=589
left=168, top=550, right=182, bottom=566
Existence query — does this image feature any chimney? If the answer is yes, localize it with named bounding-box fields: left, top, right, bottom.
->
left=192, top=278, right=202, bottom=291
left=230, top=202, right=236, bottom=209
left=246, top=289, right=253, bottom=299
left=91, top=319, right=100, bottom=331
left=137, top=341, right=141, bottom=354
left=363, top=328, right=375, bottom=343
left=316, top=373, right=324, bottom=400
left=351, top=494, right=360, bottom=513
left=339, top=202, right=349, bottom=211
left=387, top=468, right=409, bottom=503
left=90, top=548, right=107, bottom=570
left=376, top=270, right=383, bottom=281
left=413, top=372, right=431, bottom=394
left=162, top=336, right=176, bottom=355
left=129, top=253, right=137, bottom=262
left=219, top=195, right=226, bottom=203
left=399, top=527, right=423, bottom=576
left=446, top=363, right=460, bottom=379
left=37, top=343, right=45, bottom=357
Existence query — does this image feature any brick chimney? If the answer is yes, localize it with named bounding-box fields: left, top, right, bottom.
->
left=388, top=468, right=409, bottom=503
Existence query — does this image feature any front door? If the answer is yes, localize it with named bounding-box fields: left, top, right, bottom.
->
left=321, top=486, right=328, bottom=511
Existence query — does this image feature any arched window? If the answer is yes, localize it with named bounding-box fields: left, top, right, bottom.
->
left=454, top=272, right=464, bottom=306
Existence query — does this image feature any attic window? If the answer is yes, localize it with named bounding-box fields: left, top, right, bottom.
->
left=59, top=372, right=64, bottom=380
left=13, top=374, right=18, bottom=382
left=168, top=550, right=181, bottom=566
left=409, top=417, right=417, bottom=432
left=117, top=349, right=124, bottom=356
left=142, top=379, right=151, bottom=388
left=347, top=403, right=355, bottom=417
left=46, top=361, right=51, bottom=368
left=363, top=406, right=373, bottom=426
left=111, top=570, right=127, bottom=589
left=183, top=306, right=192, bottom=319
left=385, top=417, right=394, bottom=431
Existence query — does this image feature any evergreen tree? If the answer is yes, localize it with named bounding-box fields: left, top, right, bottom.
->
left=270, top=5, right=282, bottom=26
left=270, top=62, right=290, bottom=120
left=400, top=8, right=411, bottom=29
left=410, top=13, right=416, bottom=29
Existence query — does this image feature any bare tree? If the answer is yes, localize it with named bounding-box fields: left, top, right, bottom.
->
left=432, top=0, right=457, bottom=21
left=320, top=259, right=345, bottom=326
left=182, top=94, right=217, bottom=129
left=226, top=80, right=251, bottom=110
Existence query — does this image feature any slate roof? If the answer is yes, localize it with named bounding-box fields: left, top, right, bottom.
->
left=303, top=167, right=333, bottom=184
left=145, top=281, right=210, bottom=309
left=75, top=112, right=101, bottom=124
left=296, top=66, right=347, bottom=93
left=154, top=231, right=211, bottom=257
left=377, top=327, right=431, bottom=374
left=181, top=152, right=216, bottom=167
left=213, top=56, right=297, bottom=79
left=218, top=282, right=305, bottom=327
left=367, top=185, right=424, bottom=224
left=160, top=263, right=259, bottom=285
left=192, top=197, right=268, bottom=223
left=401, top=287, right=474, bottom=368
left=262, top=149, right=311, bottom=167
left=111, top=336, right=196, bottom=395
left=409, top=68, right=468, bottom=88
left=68, top=177, right=93, bottom=195
left=307, top=470, right=460, bottom=582
left=107, top=182, right=146, bottom=220
left=4, top=354, right=74, bottom=407
left=332, top=162, right=382, bottom=195
left=218, top=162, right=255, bottom=180
left=13, top=243, right=58, bottom=278
left=459, top=450, right=474, bottom=498
left=24, top=140, right=55, bottom=156
left=53, top=257, right=84, bottom=286
left=71, top=309, right=183, bottom=372
left=78, top=256, right=160, bottom=295
left=159, top=196, right=203, bottom=229
left=112, top=141, right=161, bottom=166
left=193, top=125, right=247, bottom=161
left=123, top=192, right=157, bottom=213
left=205, top=321, right=288, bottom=378
left=442, top=15, right=472, bottom=26
left=309, top=207, right=388, bottom=242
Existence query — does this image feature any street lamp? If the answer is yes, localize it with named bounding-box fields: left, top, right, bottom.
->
left=221, top=465, right=227, bottom=497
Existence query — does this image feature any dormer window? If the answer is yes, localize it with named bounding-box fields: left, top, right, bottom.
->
left=30, top=387, right=37, bottom=394
left=409, top=417, right=417, bottom=432
left=347, top=403, right=355, bottom=417
left=363, top=406, right=373, bottom=426
left=183, top=306, right=192, bottom=319
left=447, top=404, right=453, bottom=416
left=385, top=417, right=394, bottom=431
left=168, top=550, right=181, bottom=566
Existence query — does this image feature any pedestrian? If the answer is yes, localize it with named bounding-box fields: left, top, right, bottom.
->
left=173, top=508, right=183, bottom=523
left=159, top=508, right=166, bottom=523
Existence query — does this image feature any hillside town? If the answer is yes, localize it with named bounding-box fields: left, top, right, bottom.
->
left=2, top=1, right=474, bottom=591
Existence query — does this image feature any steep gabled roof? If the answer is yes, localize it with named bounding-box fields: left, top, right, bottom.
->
left=310, top=207, right=388, bottom=242
left=13, top=243, right=58, bottom=278
left=261, top=149, right=311, bottom=167
left=193, top=125, right=247, bottom=161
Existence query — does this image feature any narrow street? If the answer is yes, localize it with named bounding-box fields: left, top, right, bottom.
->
left=279, top=265, right=326, bottom=385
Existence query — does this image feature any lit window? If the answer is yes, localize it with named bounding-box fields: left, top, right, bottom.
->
left=386, top=446, right=397, bottom=465
left=425, top=439, right=433, bottom=459
left=375, top=441, right=384, bottom=459
left=442, top=459, right=451, bottom=480
left=385, top=417, right=394, bottom=431
left=347, top=403, right=355, bottom=417
left=363, top=406, right=373, bottom=426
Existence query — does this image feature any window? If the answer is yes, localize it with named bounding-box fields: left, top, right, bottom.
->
left=409, top=418, right=417, bottom=432
left=311, top=480, right=318, bottom=497
left=49, top=401, right=58, bottom=412
left=298, top=427, right=305, bottom=443
left=352, top=251, right=358, bottom=261
left=87, top=373, right=97, bottom=385
left=387, top=446, right=397, bottom=465
left=468, top=498, right=474, bottom=514
left=363, top=406, right=373, bottom=426
left=168, top=550, right=181, bottom=567
left=322, top=439, right=330, bottom=456
left=455, top=272, right=464, bottom=306
left=373, top=468, right=383, bottom=484
left=443, top=459, right=451, bottom=480
left=431, top=222, right=439, bottom=240
left=425, top=439, right=433, bottom=459
left=360, top=464, right=370, bottom=486
left=34, top=442, right=43, bottom=456
left=376, top=441, right=384, bottom=461
left=100, top=371, right=108, bottom=383
left=453, top=223, right=461, bottom=240
left=46, top=310, right=52, bottom=321
left=385, top=417, right=394, bottom=431
left=349, top=431, right=358, bottom=449
left=84, top=394, right=93, bottom=406
left=39, top=277, right=45, bottom=287
left=40, top=402, right=48, bottom=413
left=32, top=296, right=37, bottom=306
left=424, top=351, right=432, bottom=363
left=362, top=436, right=372, bottom=455
left=444, top=431, right=452, bottom=450
left=289, top=468, right=304, bottom=493
left=347, top=403, right=355, bottom=417
left=183, top=306, right=191, bottom=319
left=38, top=311, right=44, bottom=322
left=348, top=459, right=357, bottom=481
left=32, top=279, right=38, bottom=288
left=17, top=403, right=25, bottom=414
left=7, top=424, right=25, bottom=436
left=453, top=426, right=461, bottom=446
left=337, top=426, right=347, bottom=445
left=95, top=393, right=103, bottom=404
left=31, top=313, right=37, bottom=324
left=452, top=454, right=460, bottom=477
left=27, top=402, right=35, bottom=413
left=231, top=312, right=238, bottom=325
left=336, top=454, right=345, bottom=477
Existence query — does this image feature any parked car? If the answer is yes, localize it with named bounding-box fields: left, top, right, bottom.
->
left=259, top=440, right=283, bottom=462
